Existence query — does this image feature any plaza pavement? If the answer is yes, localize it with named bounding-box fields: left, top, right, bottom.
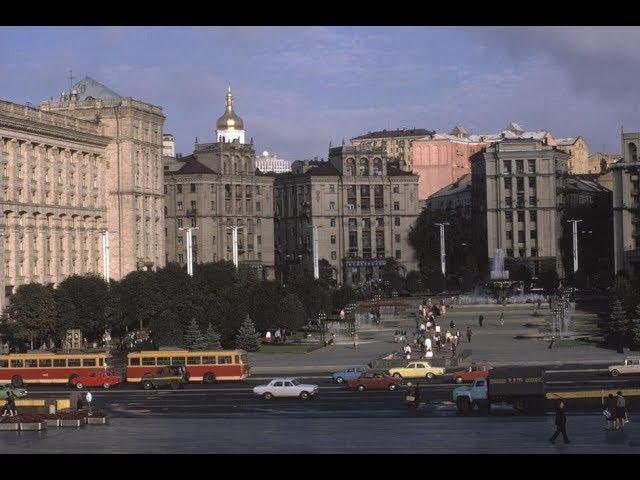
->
left=3, top=415, right=638, bottom=453
left=248, top=304, right=626, bottom=374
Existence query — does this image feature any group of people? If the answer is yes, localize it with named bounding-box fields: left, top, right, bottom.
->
left=603, top=391, right=628, bottom=431
left=1, top=391, right=17, bottom=417
left=264, top=328, right=288, bottom=344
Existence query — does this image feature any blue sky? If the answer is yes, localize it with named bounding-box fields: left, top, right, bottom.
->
left=2, top=26, right=639, bottom=159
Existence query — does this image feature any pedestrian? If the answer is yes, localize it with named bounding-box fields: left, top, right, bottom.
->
left=85, top=391, right=93, bottom=415
left=603, top=393, right=616, bottom=430
left=499, top=312, right=505, bottom=326
left=76, top=395, right=83, bottom=411
left=353, top=332, right=359, bottom=350
left=265, top=330, right=272, bottom=343
left=425, top=348, right=433, bottom=359
left=478, top=315, right=484, bottom=327
left=549, top=401, right=570, bottom=444
left=466, top=326, right=473, bottom=343
left=616, top=391, right=627, bottom=431
left=6, top=391, right=17, bottom=416
left=274, top=329, right=281, bottom=344
left=449, top=320, right=455, bottom=329
left=445, top=330, right=452, bottom=344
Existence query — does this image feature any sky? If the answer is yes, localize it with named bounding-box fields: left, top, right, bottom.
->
left=1, top=26, right=640, bottom=160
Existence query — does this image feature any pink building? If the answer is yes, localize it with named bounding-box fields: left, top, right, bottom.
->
left=411, top=123, right=557, bottom=200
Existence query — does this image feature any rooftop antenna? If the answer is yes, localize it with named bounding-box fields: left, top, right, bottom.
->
left=68, top=70, right=76, bottom=92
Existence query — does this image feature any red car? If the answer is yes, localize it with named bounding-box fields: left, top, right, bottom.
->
left=71, top=370, right=122, bottom=389
left=452, top=363, right=492, bottom=384
left=347, top=371, right=403, bottom=391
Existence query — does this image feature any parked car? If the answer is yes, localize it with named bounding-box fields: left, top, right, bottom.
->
left=608, top=357, right=640, bottom=377
left=253, top=378, right=318, bottom=400
left=71, top=370, right=122, bottom=389
left=451, top=363, right=493, bottom=384
left=0, top=384, right=27, bottom=400
left=388, top=362, right=445, bottom=380
left=332, top=365, right=368, bottom=384
left=347, top=371, right=402, bottom=391
left=141, top=365, right=189, bottom=390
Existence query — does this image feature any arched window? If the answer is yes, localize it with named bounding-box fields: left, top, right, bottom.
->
left=346, top=158, right=356, bottom=176
left=223, top=160, right=229, bottom=175
left=373, top=158, right=383, bottom=176
left=359, top=158, right=369, bottom=176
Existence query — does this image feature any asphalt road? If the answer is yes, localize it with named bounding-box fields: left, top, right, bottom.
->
left=21, top=368, right=640, bottom=419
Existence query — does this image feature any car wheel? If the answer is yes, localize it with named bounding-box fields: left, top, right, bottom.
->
left=204, top=373, right=216, bottom=384
left=426, top=372, right=435, bottom=380
left=357, top=384, right=366, bottom=392
left=11, top=376, right=23, bottom=388
left=263, top=392, right=273, bottom=400
left=388, top=383, right=397, bottom=391
left=103, top=383, right=111, bottom=389
left=393, top=373, right=402, bottom=379
left=455, top=377, right=464, bottom=384
left=335, top=376, right=344, bottom=384
left=76, top=382, right=84, bottom=390
left=611, top=369, right=620, bottom=377
left=299, top=391, right=310, bottom=400
left=142, top=380, right=153, bottom=390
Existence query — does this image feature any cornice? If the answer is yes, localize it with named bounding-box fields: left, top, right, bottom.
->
left=0, top=114, right=110, bottom=148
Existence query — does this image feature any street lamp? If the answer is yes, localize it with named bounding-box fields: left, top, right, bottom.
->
left=308, top=225, right=322, bottom=280
left=566, top=219, right=583, bottom=274
left=178, top=226, right=199, bottom=276
left=434, top=222, right=450, bottom=276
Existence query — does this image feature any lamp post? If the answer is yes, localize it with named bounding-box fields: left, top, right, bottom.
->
left=178, top=226, right=199, bottom=276
left=226, top=226, right=240, bottom=269
left=566, top=219, right=583, bottom=274
left=309, top=225, right=322, bottom=280
left=434, top=222, right=449, bottom=277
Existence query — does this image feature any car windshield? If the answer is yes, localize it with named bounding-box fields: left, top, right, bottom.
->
left=290, top=379, right=300, bottom=386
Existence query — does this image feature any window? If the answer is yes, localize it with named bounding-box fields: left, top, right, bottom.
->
left=518, top=231, right=525, bottom=243
left=503, top=160, right=512, bottom=174
left=504, top=177, right=512, bottom=190
left=393, top=201, right=400, bottom=211
left=257, top=235, right=261, bottom=245
left=395, top=234, right=400, bottom=243
left=396, top=250, right=401, bottom=259
left=177, top=201, right=183, bottom=211
left=219, top=355, right=232, bottom=364
left=142, top=357, right=156, bottom=366
left=38, top=359, right=52, bottom=368
left=329, top=201, right=335, bottom=210
left=187, top=356, right=201, bottom=365
left=505, top=196, right=512, bottom=207
left=331, top=235, right=336, bottom=244
left=171, top=357, right=186, bottom=365
left=256, top=201, right=261, bottom=212
left=10, top=360, right=23, bottom=368
left=177, top=218, right=183, bottom=227
left=82, top=358, right=96, bottom=367
left=528, top=159, right=536, bottom=173
left=331, top=251, right=337, bottom=260
left=53, top=358, right=66, bottom=367
left=506, top=231, right=513, bottom=240
left=393, top=185, right=400, bottom=193
left=516, top=160, right=524, bottom=174
left=518, top=248, right=526, bottom=258
left=164, top=206, right=168, bottom=215
left=530, top=230, right=537, bottom=240
left=202, top=356, right=216, bottom=365
left=528, top=176, right=536, bottom=189
left=531, top=248, right=538, bottom=257
left=516, top=177, right=524, bottom=191
left=67, top=358, right=81, bottom=367
left=25, top=359, right=37, bottom=368
left=330, top=218, right=336, bottom=227
left=505, top=211, right=513, bottom=222
left=329, top=184, right=335, bottom=193
left=177, top=184, right=183, bottom=193
left=190, top=183, right=196, bottom=193
left=530, top=210, right=537, bottom=222
left=529, top=196, right=537, bottom=206
left=506, top=248, right=514, bottom=258
left=157, top=357, right=170, bottom=366
left=394, top=217, right=400, bottom=226
left=211, top=201, right=215, bottom=211
left=517, top=211, right=525, bottom=222
left=255, top=186, right=261, bottom=195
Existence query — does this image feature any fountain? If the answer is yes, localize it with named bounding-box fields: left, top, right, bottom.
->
left=490, top=248, right=509, bottom=280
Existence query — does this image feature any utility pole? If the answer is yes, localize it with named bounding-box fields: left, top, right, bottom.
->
left=434, top=222, right=449, bottom=276
left=567, top=219, right=583, bottom=274
left=178, top=226, right=199, bottom=276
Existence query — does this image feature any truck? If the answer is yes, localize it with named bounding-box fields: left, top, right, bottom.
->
left=452, top=367, right=546, bottom=414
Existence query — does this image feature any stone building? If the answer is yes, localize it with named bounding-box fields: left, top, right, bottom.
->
left=424, top=173, right=472, bottom=219
left=556, top=136, right=589, bottom=174
left=40, top=76, right=166, bottom=279
left=274, top=145, right=420, bottom=285
left=350, top=128, right=435, bottom=171
left=164, top=88, right=275, bottom=279
left=471, top=138, right=570, bottom=278
left=612, top=131, right=640, bottom=276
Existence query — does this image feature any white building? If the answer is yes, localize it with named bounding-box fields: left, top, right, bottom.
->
left=163, top=133, right=176, bottom=158
left=255, top=151, right=291, bottom=174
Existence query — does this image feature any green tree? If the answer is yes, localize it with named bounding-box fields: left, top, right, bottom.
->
left=427, top=270, right=446, bottom=294
left=381, top=258, right=404, bottom=293
left=609, top=298, right=626, bottom=353
left=7, top=283, right=57, bottom=349
left=332, top=284, right=358, bottom=311
left=286, top=271, right=331, bottom=320
left=511, top=265, right=532, bottom=290
left=279, top=293, right=306, bottom=331
left=183, top=318, right=207, bottom=350
left=150, top=309, right=183, bottom=348
left=203, top=323, right=222, bottom=350
left=245, top=281, right=286, bottom=333
left=236, top=315, right=261, bottom=352
left=404, top=270, right=423, bottom=293
left=54, top=274, right=109, bottom=342
left=318, top=258, right=336, bottom=287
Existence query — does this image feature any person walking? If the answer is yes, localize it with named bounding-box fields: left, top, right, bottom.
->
left=85, top=391, right=93, bottom=415
left=478, top=315, right=484, bottom=327
left=499, top=312, right=505, bottom=326
left=7, top=391, right=17, bottom=417
left=549, top=402, right=570, bottom=444
left=616, top=391, right=627, bottom=431
left=353, top=332, right=359, bottom=350
left=603, top=393, right=617, bottom=430
left=466, top=326, right=473, bottom=343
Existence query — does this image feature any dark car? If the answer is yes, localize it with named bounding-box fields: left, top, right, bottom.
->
left=141, top=365, right=189, bottom=390
left=347, top=371, right=403, bottom=391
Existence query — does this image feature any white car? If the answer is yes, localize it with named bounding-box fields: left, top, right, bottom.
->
left=253, top=378, right=319, bottom=400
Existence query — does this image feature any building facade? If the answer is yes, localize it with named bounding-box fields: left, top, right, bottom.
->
left=424, top=173, right=472, bottom=219
left=255, top=151, right=291, bottom=174
left=41, top=77, right=166, bottom=279
left=471, top=138, right=570, bottom=278
left=164, top=88, right=275, bottom=279
left=556, top=137, right=589, bottom=174
left=274, top=146, right=420, bottom=285
left=163, top=133, right=176, bottom=158
left=350, top=128, right=435, bottom=171
left=612, top=131, right=640, bottom=276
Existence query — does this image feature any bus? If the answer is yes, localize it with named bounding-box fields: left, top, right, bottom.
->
left=0, top=352, right=110, bottom=387
left=126, top=349, right=250, bottom=384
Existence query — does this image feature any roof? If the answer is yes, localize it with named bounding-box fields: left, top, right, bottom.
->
left=555, top=137, right=578, bottom=146
left=306, top=162, right=342, bottom=176
left=387, top=165, right=417, bottom=177
left=427, top=173, right=472, bottom=199
left=66, top=76, right=122, bottom=101
left=171, top=156, right=217, bottom=175
left=416, top=123, right=558, bottom=146
left=564, top=175, right=611, bottom=193
left=351, top=128, right=435, bottom=141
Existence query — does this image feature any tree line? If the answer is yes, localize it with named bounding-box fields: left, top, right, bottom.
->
left=607, top=274, right=640, bottom=353
left=0, top=261, right=360, bottom=352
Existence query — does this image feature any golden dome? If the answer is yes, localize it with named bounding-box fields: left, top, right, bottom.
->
left=216, top=85, right=244, bottom=131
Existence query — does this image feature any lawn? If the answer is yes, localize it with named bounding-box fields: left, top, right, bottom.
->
left=258, top=343, right=319, bottom=354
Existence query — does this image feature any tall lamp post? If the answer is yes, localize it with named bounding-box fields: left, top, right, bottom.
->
left=566, top=219, right=583, bottom=274
left=178, top=226, right=199, bottom=276
left=434, top=222, right=449, bottom=277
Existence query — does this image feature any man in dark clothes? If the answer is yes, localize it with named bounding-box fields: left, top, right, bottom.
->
left=478, top=315, right=484, bottom=327
left=549, top=402, right=570, bottom=444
